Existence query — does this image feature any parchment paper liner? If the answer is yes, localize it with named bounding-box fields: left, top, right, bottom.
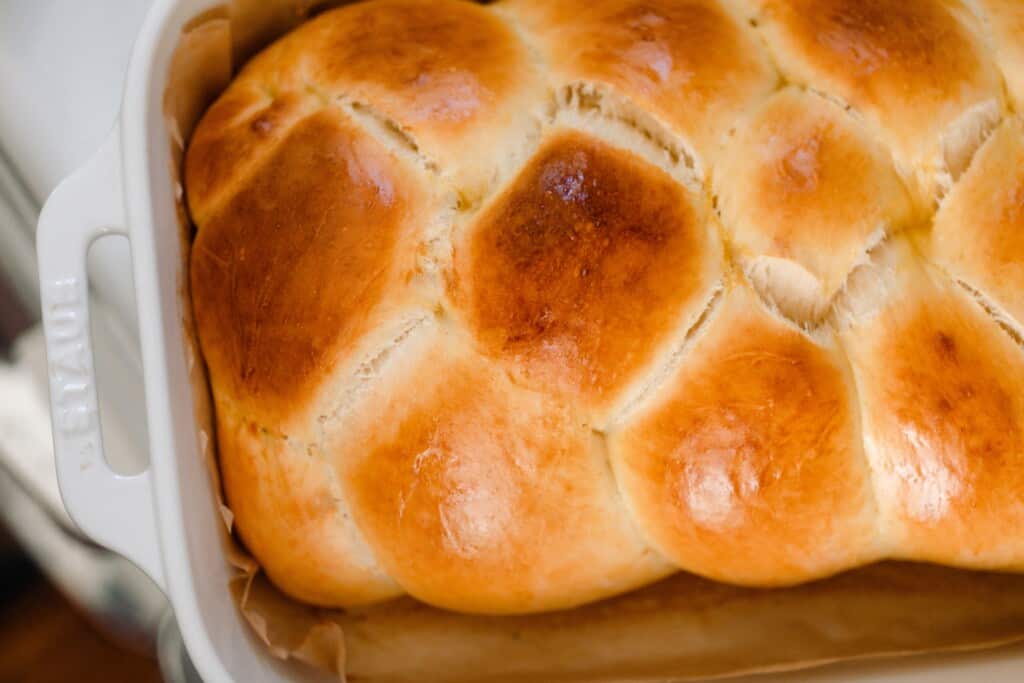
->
left=165, top=2, right=1024, bottom=680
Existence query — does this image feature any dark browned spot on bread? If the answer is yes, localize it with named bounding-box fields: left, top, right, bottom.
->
left=935, top=331, right=957, bottom=360
left=250, top=116, right=275, bottom=134
left=190, top=111, right=422, bottom=420
left=454, top=131, right=715, bottom=410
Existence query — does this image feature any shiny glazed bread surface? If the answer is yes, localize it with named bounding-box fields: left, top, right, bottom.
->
left=186, top=0, right=1024, bottom=614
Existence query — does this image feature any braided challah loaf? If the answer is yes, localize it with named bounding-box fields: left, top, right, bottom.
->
left=186, top=0, right=1024, bottom=614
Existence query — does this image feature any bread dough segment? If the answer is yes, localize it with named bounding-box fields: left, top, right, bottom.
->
left=191, top=109, right=442, bottom=431
left=715, top=86, right=913, bottom=323
left=229, top=0, right=547, bottom=199
left=839, top=241, right=1024, bottom=569
left=185, top=85, right=319, bottom=223
left=931, top=116, right=1024, bottom=334
left=751, top=0, right=1005, bottom=201
left=501, top=0, right=777, bottom=170
left=326, top=324, right=673, bottom=614
left=451, top=128, right=722, bottom=421
left=216, top=401, right=402, bottom=607
left=609, top=282, right=879, bottom=586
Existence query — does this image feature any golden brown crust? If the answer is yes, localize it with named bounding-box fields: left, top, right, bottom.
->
left=502, top=0, right=776, bottom=165
left=715, top=86, right=913, bottom=321
left=451, top=130, right=721, bottom=417
left=840, top=242, right=1024, bottom=568
left=238, top=0, right=545, bottom=196
left=190, top=110, right=435, bottom=427
left=184, top=85, right=316, bottom=223
left=331, top=326, right=671, bottom=614
left=610, top=284, right=879, bottom=585
left=752, top=0, right=1004, bottom=199
left=185, top=0, right=1024, bottom=614
left=259, top=0, right=526, bottom=124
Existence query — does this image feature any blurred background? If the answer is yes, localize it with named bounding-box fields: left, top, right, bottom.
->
left=0, top=1, right=192, bottom=680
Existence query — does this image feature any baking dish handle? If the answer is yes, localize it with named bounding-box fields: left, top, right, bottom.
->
left=36, top=126, right=166, bottom=592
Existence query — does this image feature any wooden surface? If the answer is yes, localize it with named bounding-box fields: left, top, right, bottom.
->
left=0, top=526, right=164, bottom=683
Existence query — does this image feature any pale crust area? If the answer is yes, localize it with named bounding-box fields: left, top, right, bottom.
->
left=216, top=400, right=401, bottom=606
left=714, top=86, right=913, bottom=321
left=185, top=0, right=1024, bottom=614
left=975, top=0, right=1024, bottom=110
left=930, top=116, right=1024, bottom=332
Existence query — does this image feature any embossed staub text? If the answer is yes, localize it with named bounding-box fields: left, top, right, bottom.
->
left=44, top=277, right=96, bottom=437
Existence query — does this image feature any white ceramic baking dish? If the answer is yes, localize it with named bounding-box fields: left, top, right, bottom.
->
left=33, top=1, right=1024, bottom=682
left=34, top=1, right=329, bottom=680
